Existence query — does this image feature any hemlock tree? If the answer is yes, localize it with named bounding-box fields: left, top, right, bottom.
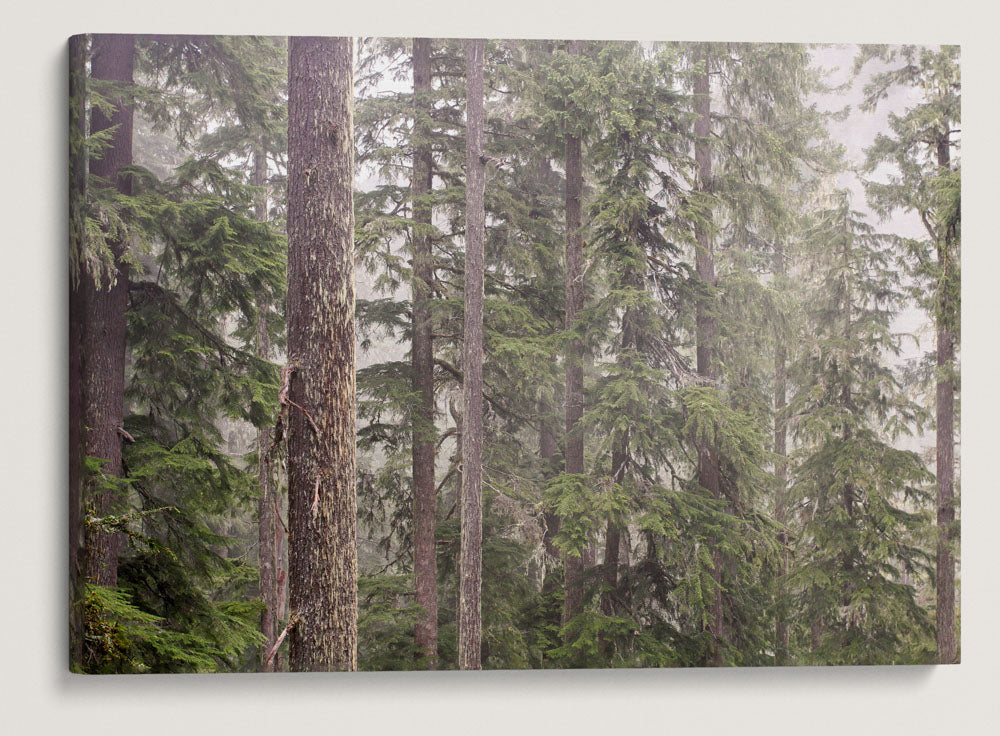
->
left=787, top=193, right=933, bottom=665
left=286, top=35, right=358, bottom=671
left=459, top=37, right=486, bottom=671
left=856, top=44, right=961, bottom=665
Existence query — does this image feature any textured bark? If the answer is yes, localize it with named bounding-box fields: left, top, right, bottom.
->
left=253, top=147, right=280, bottom=671
left=935, top=134, right=958, bottom=665
left=458, top=38, right=486, bottom=671
left=286, top=36, right=358, bottom=672
left=411, top=37, right=439, bottom=667
left=773, top=244, right=790, bottom=664
left=693, top=45, right=724, bottom=663
left=68, top=33, right=87, bottom=668
left=562, top=39, right=586, bottom=627
left=81, top=34, right=135, bottom=588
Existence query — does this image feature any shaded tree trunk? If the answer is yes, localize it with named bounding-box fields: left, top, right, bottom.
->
left=253, top=146, right=280, bottom=672
left=693, top=44, right=724, bottom=664
left=81, top=34, right=135, bottom=588
left=68, top=33, right=88, bottom=668
left=935, top=133, right=958, bottom=665
left=562, top=39, right=587, bottom=627
left=411, top=37, right=439, bottom=667
left=286, top=36, right=358, bottom=672
left=458, top=37, right=486, bottom=671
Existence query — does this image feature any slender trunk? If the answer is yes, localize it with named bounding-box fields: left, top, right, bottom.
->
left=539, top=395, right=560, bottom=560
left=286, top=36, right=358, bottom=672
left=458, top=38, right=486, bottom=671
left=562, top=39, right=586, bottom=627
left=411, top=37, right=439, bottom=667
left=253, top=146, right=280, bottom=671
left=935, top=134, right=957, bottom=665
left=693, top=44, right=724, bottom=663
left=68, top=33, right=88, bottom=668
left=773, top=244, right=789, bottom=664
left=82, top=34, right=135, bottom=588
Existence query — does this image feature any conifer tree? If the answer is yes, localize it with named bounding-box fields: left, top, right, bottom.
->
left=411, top=36, right=439, bottom=666
left=459, top=37, right=486, bottom=671
left=81, top=33, right=136, bottom=588
left=787, top=193, right=932, bottom=665
left=856, top=44, right=961, bottom=664
left=285, top=35, right=358, bottom=672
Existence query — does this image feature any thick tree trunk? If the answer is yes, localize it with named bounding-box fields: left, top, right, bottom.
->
left=68, top=33, right=88, bottom=668
left=286, top=36, right=358, bottom=672
left=253, top=147, right=281, bottom=672
left=693, top=44, right=724, bottom=664
left=458, top=38, right=486, bottom=671
left=411, top=37, right=439, bottom=667
left=773, top=244, right=790, bottom=664
left=81, top=34, right=135, bottom=588
left=935, top=135, right=957, bottom=665
left=562, top=39, right=586, bottom=627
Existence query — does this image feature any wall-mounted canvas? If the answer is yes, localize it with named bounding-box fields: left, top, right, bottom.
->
left=68, top=35, right=960, bottom=673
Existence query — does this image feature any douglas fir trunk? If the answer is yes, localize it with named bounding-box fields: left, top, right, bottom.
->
left=458, top=37, right=486, bottom=671
left=81, top=33, right=135, bottom=588
left=285, top=36, right=358, bottom=672
left=411, top=36, right=439, bottom=667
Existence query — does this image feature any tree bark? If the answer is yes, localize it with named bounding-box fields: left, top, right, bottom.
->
left=458, top=37, right=486, bottom=671
left=81, top=34, right=135, bottom=588
left=693, top=44, right=724, bottom=664
left=68, top=33, right=88, bottom=668
left=935, top=133, right=958, bottom=665
left=773, top=243, right=790, bottom=664
left=411, top=37, right=439, bottom=667
left=253, top=146, right=281, bottom=672
left=286, top=36, right=358, bottom=672
left=562, top=39, right=587, bottom=627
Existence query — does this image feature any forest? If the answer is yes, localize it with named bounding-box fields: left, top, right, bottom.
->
left=68, top=35, right=960, bottom=673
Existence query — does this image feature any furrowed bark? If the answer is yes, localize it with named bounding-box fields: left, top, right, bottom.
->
left=411, top=37, right=439, bottom=667
left=458, top=37, right=486, bottom=671
left=286, top=36, right=358, bottom=672
left=68, top=33, right=87, bottom=668
left=693, top=43, right=724, bottom=664
left=935, top=134, right=957, bottom=665
left=81, top=33, right=135, bottom=588
left=562, top=39, right=586, bottom=627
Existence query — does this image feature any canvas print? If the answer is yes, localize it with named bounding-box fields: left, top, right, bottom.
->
left=68, top=35, right=960, bottom=672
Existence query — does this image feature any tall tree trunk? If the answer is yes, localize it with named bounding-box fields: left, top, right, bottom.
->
left=286, top=36, right=358, bottom=672
left=68, top=33, right=88, bottom=668
left=935, top=133, right=957, bottom=665
left=411, top=37, right=439, bottom=667
left=562, top=39, right=586, bottom=627
left=81, top=34, right=135, bottom=588
left=253, top=146, right=280, bottom=671
left=773, top=243, right=790, bottom=664
left=693, top=44, right=724, bottom=664
left=458, top=37, right=486, bottom=671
